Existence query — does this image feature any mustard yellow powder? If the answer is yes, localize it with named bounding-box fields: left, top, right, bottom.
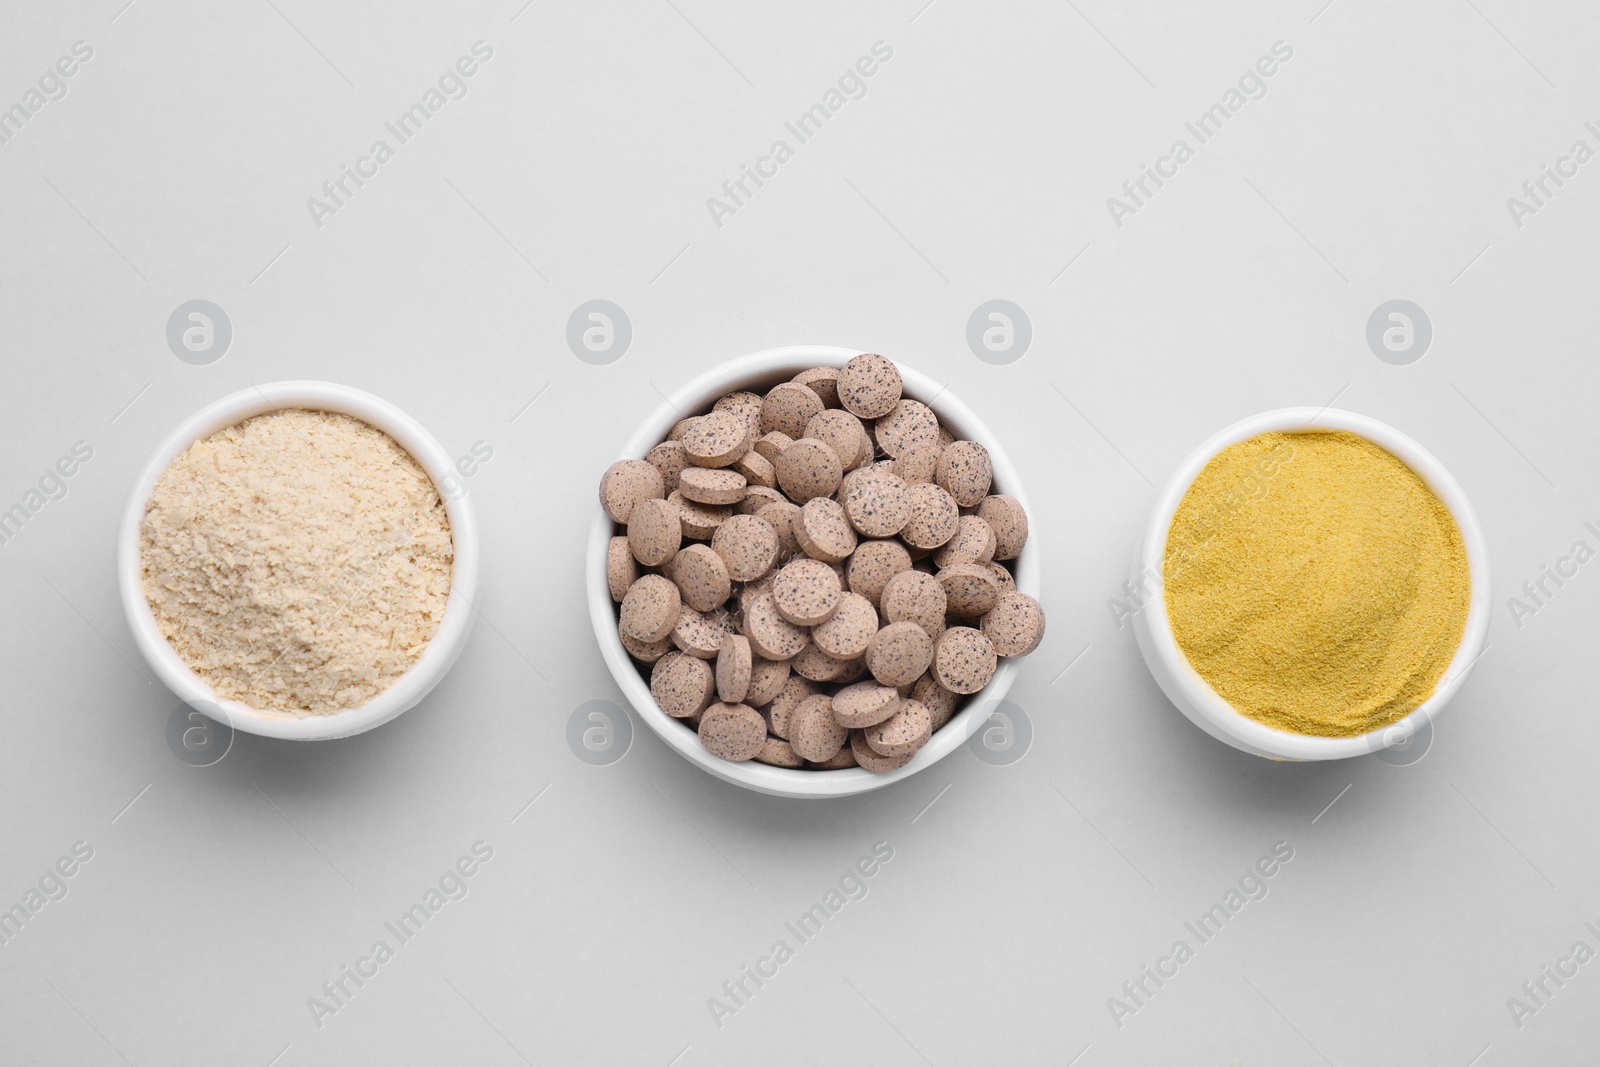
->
left=1163, top=430, right=1470, bottom=738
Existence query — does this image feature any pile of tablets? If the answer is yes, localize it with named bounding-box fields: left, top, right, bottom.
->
left=600, top=354, right=1045, bottom=771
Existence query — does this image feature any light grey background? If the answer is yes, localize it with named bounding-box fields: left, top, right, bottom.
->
left=1, top=1, right=1596, bottom=1064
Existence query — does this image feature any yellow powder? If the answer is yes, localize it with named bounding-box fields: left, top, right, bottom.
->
left=1163, top=430, right=1470, bottom=737
left=141, top=409, right=454, bottom=715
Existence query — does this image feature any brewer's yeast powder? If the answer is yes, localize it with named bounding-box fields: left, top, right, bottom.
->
left=141, top=409, right=453, bottom=715
left=1163, top=430, right=1470, bottom=738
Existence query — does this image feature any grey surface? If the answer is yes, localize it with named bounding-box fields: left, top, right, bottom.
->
left=1, top=1, right=1597, bottom=1064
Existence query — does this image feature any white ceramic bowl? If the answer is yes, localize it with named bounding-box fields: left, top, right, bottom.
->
left=587, top=347, right=1040, bottom=798
left=118, top=381, right=480, bottom=741
left=1132, top=407, right=1490, bottom=761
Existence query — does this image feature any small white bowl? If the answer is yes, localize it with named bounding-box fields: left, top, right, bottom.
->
left=118, top=381, right=480, bottom=741
left=586, top=347, right=1041, bottom=798
left=1132, top=408, right=1490, bottom=761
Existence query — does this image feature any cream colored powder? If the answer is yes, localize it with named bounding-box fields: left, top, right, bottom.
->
left=141, top=409, right=453, bottom=715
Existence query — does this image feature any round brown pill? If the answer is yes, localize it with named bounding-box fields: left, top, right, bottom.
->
left=682, top=410, right=751, bottom=468
left=936, top=441, right=993, bottom=506
left=792, top=643, right=855, bottom=683
left=933, top=514, right=998, bottom=568
left=900, top=483, right=960, bottom=550
left=837, top=353, right=902, bottom=419
left=607, top=536, right=638, bottom=602
left=880, top=570, right=947, bottom=641
left=981, top=592, right=1046, bottom=657
left=716, top=634, right=753, bottom=704
left=863, top=699, right=931, bottom=757
left=667, top=416, right=698, bottom=442
left=846, top=540, right=913, bottom=606
left=851, top=423, right=878, bottom=470
left=873, top=399, right=940, bottom=458
left=788, top=695, right=848, bottom=762
left=651, top=652, right=715, bottom=718
left=761, top=381, right=825, bottom=439
left=619, top=622, right=672, bottom=663
left=794, top=497, right=858, bottom=564
left=865, top=621, right=934, bottom=687
left=911, top=673, right=961, bottom=731
left=673, top=605, right=735, bottom=658
left=835, top=657, right=869, bottom=685
left=772, top=557, right=841, bottom=626
left=745, top=656, right=791, bottom=707
left=712, top=514, right=780, bottom=582
left=620, top=575, right=681, bottom=643
left=841, top=468, right=912, bottom=538
left=626, top=497, right=681, bottom=567
left=669, top=490, right=731, bottom=541
left=735, top=449, right=776, bottom=489
left=851, top=729, right=912, bottom=772
left=766, top=675, right=819, bottom=739
left=811, top=592, right=878, bottom=659
left=754, top=431, right=793, bottom=465
left=698, top=703, right=766, bottom=761
left=830, top=680, right=901, bottom=728
left=742, top=592, right=809, bottom=661
left=792, top=366, right=841, bottom=408
left=803, top=409, right=865, bottom=469
left=738, top=485, right=784, bottom=515
left=984, top=561, right=1017, bottom=594
left=754, top=736, right=805, bottom=768
left=715, top=391, right=765, bottom=428
left=892, top=442, right=942, bottom=484
left=599, top=459, right=665, bottom=523
left=756, top=500, right=802, bottom=561
left=737, top=575, right=774, bottom=614
left=775, top=438, right=843, bottom=503
left=671, top=543, right=731, bottom=612
left=680, top=467, right=748, bottom=505
left=809, top=744, right=858, bottom=769
left=938, top=563, right=1003, bottom=618
left=976, top=495, right=1029, bottom=560
left=645, top=441, right=690, bottom=496
left=933, top=626, right=998, bottom=694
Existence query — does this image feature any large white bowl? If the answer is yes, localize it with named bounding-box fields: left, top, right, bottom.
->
left=117, top=381, right=480, bottom=741
left=587, top=347, right=1041, bottom=798
left=1132, top=407, right=1491, bottom=761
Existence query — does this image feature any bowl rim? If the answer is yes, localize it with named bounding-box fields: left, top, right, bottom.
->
left=586, top=346, right=1040, bottom=797
left=117, top=380, right=480, bottom=741
left=1133, top=406, right=1491, bottom=760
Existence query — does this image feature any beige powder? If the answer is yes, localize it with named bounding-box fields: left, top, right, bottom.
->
left=141, top=408, right=454, bottom=715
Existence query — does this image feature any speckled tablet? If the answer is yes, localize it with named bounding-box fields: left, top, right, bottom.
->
left=837, top=353, right=902, bottom=419
left=933, top=626, right=997, bottom=694
left=865, top=621, right=934, bottom=687
left=698, top=702, right=766, bottom=761
left=981, top=592, right=1046, bottom=657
